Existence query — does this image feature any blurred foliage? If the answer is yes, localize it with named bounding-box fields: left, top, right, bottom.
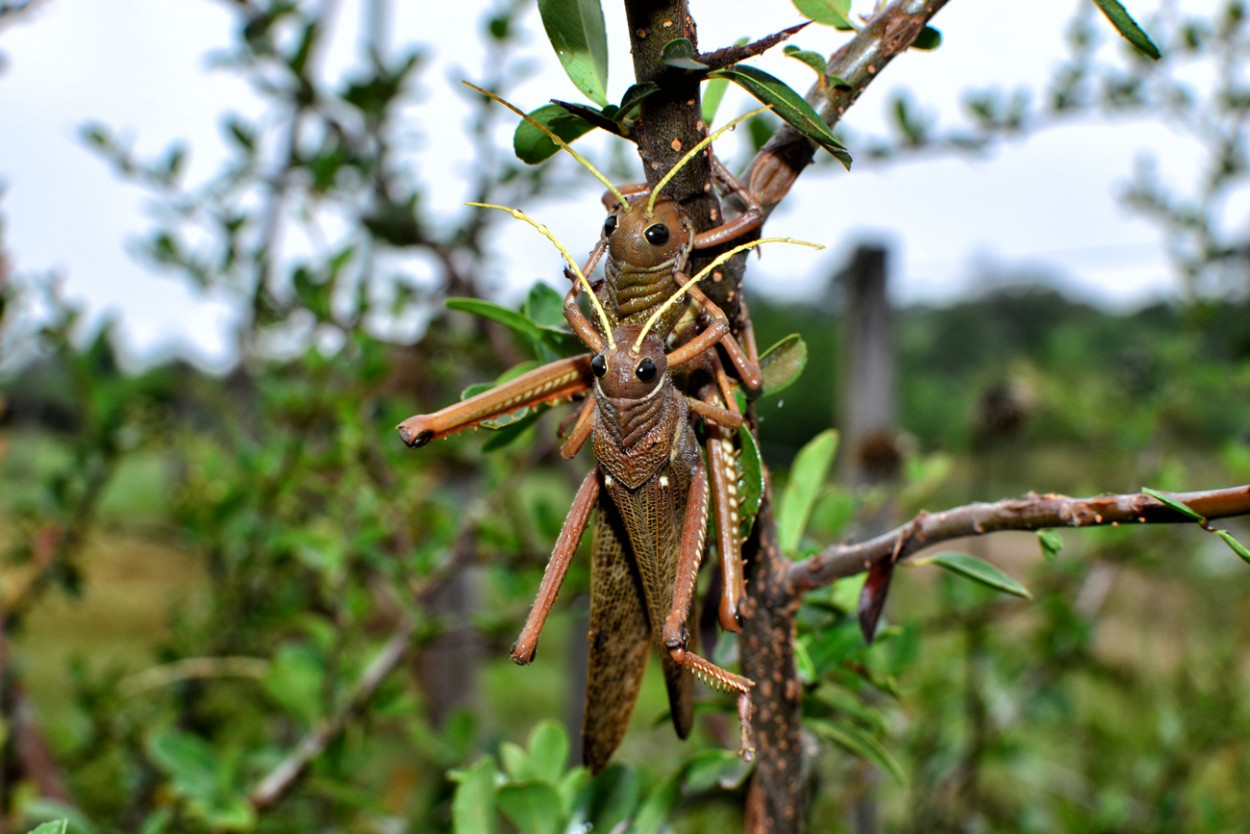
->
left=0, top=2, right=1248, bottom=834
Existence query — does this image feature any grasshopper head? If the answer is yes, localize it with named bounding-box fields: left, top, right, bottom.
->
left=591, top=325, right=668, bottom=401
left=602, top=195, right=694, bottom=270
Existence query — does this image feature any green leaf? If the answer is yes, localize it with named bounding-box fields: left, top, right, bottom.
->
left=523, top=283, right=567, bottom=331
left=538, top=0, right=610, bottom=105
left=701, top=76, right=730, bottom=123
left=1216, top=529, right=1250, bottom=565
left=811, top=719, right=906, bottom=786
left=262, top=643, right=325, bottom=724
left=911, top=25, right=941, bottom=50
left=527, top=720, right=571, bottom=784
left=631, top=769, right=681, bottom=834
left=776, top=429, right=839, bottom=553
left=736, top=424, right=765, bottom=541
left=28, top=823, right=68, bottom=834
left=792, top=0, right=853, bottom=29
left=481, top=412, right=541, bottom=450
left=660, top=37, right=707, bottom=70
left=1141, top=486, right=1204, bottom=521
left=463, top=361, right=542, bottom=400
left=449, top=757, right=500, bottom=834
left=916, top=552, right=1033, bottom=600
left=1037, top=528, right=1063, bottom=562
left=708, top=65, right=852, bottom=168
left=617, top=82, right=660, bottom=121
left=759, top=334, right=808, bottom=396
left=512, top=104, right=596, bottom=165
left=783, top=45, right=828, bottom=80
left=1090, top=0, right=1162, bottom=60
left=497, top=783, right=563, bottom=834
left=447, top=297, right=547, bottom=352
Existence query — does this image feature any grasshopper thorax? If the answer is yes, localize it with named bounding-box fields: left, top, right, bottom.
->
left=603, top=195, right=694, bottom=271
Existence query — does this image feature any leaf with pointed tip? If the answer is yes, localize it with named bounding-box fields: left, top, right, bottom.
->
left=858, top=557, right=894, bottom=644
left=1090, top=0, right=1162, bottom=60
left=447, top=298, right=547, bottom=352
left=660, top=37, right=707, bottom=70
left=513, top=104, right=595, bottom=165
left=617, top=82, right=660, bottom=121
left=783, top=45, right=828, bottom=80
left=810, top=719, right=907, bottom=786
left=917, top=552, right=1033, bottom=600
left=709, top=65, right=852, bottom=168
left=538, top=0, right=610, bottom=105
left=759, top=334, right=807, bottom=396
left=701, top=76, right=730, bottom=123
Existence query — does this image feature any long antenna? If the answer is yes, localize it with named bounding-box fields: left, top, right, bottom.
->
left=645, top=105, right=772, bottom=218
left=464, top=81, right=628, bottom=207
left=468, top=202, right=616, bottom=349
left=632, top=237, right=824, bottom=353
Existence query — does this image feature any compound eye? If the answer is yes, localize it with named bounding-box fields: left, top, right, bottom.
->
left=603, top=215, right=618, bottom=236
left=635, top=357, right=658, bottom=383
left=591, top=354, right=607, bottom=378
left=644, top=223, right=670, bottom=246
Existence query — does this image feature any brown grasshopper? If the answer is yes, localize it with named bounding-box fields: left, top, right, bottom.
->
left=400, top=84, right=771, bottom=631
left=484, top=215, right=818, bottom=770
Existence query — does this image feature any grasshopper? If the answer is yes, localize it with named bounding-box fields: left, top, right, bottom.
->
left=484, top=212, right=819, bottom=770
left=399, top=84, right=772, bottom=631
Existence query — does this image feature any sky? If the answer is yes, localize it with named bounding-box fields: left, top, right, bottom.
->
left=0, top=0, right=1199, bottom=371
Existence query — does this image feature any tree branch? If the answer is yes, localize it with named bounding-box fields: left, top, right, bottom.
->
left=791, top=484, right=1250, bottom=590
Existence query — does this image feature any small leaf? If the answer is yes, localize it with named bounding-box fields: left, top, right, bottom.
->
left=736, top=425, right=765, bottom=541
left=917, top=552, right=1033, bottom=600
left=538, top=0, right=610, bottom=105
left=1215, top=529, right=1250, bottom=565
left=498, top=783, right=563, bottom=834
left=1037, top=528, right=1063, bottom=562
left=858, top=558, right=894, bottom=644
left=776, top=429, right=839, bottom=553
left=527, top=720, right=571, bottom=784
left=1141, top=487, right=1204, bottom=521
left=792, top=0, right=853, bottom=29
left=811, top=720, right=907, bottom=786
left=660, top=37, right=707, bottom=70
left=1090, top=0, right=1162, bottom=60
left=795, top=637, right=817, bottom=684
left=759, top=334, right=808, bottom=396
left=709, top=65, right=852, bottom=168
left=617, top=82, right=660, bottom=121
left=513, top=104, right=595, bottom=165
left=783, top=45, right=828, bottom=80
left=910, top=25, right=941, bottom=50
left=481, top=412, right=541, bottom=451
left=449, top=758, right=500, bottom=834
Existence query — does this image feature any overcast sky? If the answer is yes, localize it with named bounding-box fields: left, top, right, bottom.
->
left=0, top=0, right=1198, bottom=371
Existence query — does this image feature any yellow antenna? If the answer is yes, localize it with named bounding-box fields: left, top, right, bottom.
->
left=645, top=105, right=773, bottom=218
left=468, top=202, right=616, bottom=349
left=632, top=237, right=824, bottom=354
left=464, top=81, right=628, bottom=207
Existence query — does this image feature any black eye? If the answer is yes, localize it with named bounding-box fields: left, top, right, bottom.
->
left=603, top=215, right=618, bottom=236
left=635, top=357, right=657, bottom=382
left=644, top=223, right=669, bottom=246
left=591, top=354, right=607, bottom=378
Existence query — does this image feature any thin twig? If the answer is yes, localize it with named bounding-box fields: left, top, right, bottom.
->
left=249, top=618, right=413, bottom=811
left=791, top=485, right=1250, bottom=590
